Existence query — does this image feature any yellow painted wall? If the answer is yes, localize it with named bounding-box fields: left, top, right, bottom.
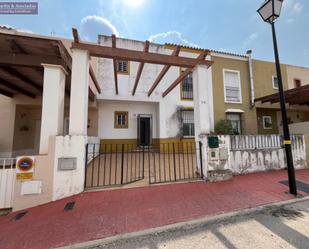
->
left=100, top=138, right=195, bottom=153
left=253, top=59, right=289, bottom=111
left=256, top=108, right=279, bottom=134
left=211, top=56, right=258, bottom=134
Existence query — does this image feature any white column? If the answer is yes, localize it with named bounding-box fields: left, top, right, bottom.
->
left=192, top=63, right=214, bottom=138
left=69, top=49, right=90, bottom=135
left=192, top=63, right=214, bottom=178
left=39, top=64, right=67, bottom=154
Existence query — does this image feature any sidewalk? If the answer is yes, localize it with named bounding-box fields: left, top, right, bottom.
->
left=1, top=169, right=309, bottom=249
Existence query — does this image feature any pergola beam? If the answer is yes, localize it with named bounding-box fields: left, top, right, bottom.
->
left=256, top=84, right=309, bottom=105
left=0, top=88, right=13, bottom=98
left=0, top=52, right=64, bottom=68
left=72, top=28, right=101, bottom=94
left=162, top=68, right=192, bottom=98
left=0, top=77, right=36, bottom=98
left=0, top=66, right=42, bottom=91
left=71, top=42, right=213, bottom=68
left=132, top=40, right=150, bottom=96
left=112, top=34, right=118, bottom=95
left=162, top=51, right=211, bottom=97
left=148, top=46, right=180, bottom=97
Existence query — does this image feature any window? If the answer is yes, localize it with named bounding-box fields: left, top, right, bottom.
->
left=223, top=69, right=242, bottom=103
left=181, top=72, right=193, bottom=100
left=226, top=113, right=241, bottom=134
left=272, top=75, right=278, bottom=89
left=114, top=111, right=128, bottom=128
left=182, top=110, right=194, bottom=137
left=294, top=79, right=301, bottom=88
left=263, top=116, right=272, bottom=129
left=117, top=60, right=129, bottom=74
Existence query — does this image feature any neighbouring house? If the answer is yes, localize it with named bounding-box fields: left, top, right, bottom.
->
left=0, top=28, right=308, bottom=212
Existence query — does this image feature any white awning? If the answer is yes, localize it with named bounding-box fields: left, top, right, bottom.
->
left=225, top=109, right=245, bottom=113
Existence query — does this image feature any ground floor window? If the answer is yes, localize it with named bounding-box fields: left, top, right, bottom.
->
left=263, top=116, right=273, bottom=129
left=226, top=113, right=241, bottom=135
left=182, top=110, right=194, bottom=137
left=114, top=111, right=128, bottom=128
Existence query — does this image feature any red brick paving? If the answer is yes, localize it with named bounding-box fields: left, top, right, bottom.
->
left=1, top=169, right=309, bottom=249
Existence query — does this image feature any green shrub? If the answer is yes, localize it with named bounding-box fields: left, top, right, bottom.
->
left=214, top=119, right=233, bottom=135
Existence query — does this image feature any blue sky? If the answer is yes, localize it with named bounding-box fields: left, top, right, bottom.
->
left=1, top=0, right=308, bottom=67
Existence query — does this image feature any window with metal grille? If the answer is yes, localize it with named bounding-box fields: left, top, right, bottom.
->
left=224, top=70, right=241, bottom=103
left=181, top=73, right=193, bottom=100
left=182, top=110, right=194, bottom=137
left=117, top=60, right=129, bottom=74
left=226, top=113, right=241, bottom=134
left=114, top=111, right=128, bottom=128
left=272, top=75, right=278, bottom=89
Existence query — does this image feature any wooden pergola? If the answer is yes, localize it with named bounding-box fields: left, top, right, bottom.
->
left=72, top=28, right=213, bottom=98
left=0, top=31, right=100, bottom=101
left=255, top=84, right=309, bottom=106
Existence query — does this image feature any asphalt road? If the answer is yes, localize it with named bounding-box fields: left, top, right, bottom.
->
left=87, top=198, right=309, bottom=249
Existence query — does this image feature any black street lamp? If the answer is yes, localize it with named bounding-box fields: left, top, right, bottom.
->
left=257, top=0, right=297, bottom=195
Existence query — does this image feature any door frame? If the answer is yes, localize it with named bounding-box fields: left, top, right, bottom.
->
left=137, top=114, right=153, bottom=146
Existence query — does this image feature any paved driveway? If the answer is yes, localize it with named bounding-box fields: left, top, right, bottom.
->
left=0, top=169, right=309, bottom=249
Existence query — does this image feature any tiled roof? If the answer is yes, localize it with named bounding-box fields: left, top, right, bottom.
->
left=165, top=43, right=248, bottom=58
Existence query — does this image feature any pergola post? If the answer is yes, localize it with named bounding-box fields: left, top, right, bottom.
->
left=192, top=63, right=214, bottom=136
left=192, top=63, right=214, bottom=177
left=69, top=49, right=90, bottom=135
left=39, top=64, right=67, bottom=154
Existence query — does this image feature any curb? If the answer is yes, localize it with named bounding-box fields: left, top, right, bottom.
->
left=56, top=195, right=309, bottom=249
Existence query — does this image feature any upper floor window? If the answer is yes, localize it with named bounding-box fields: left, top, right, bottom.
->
left=294, top=79, right=301, bottom=88
left=182, top=110, right=194, bottom=137
left=181, top=72, right=193, bottom=100
left=272, top=75, right=278, bottom=89
left=223, top=69, right=242, bottom=103
left=117, top=60, right=129, bottom=74
left=114, top=111, right=128, bottom=128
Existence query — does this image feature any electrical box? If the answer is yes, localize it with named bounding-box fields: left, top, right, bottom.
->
left=219, top=147, right=229, bottom=160
left=208, top=136, right=219, bottom=148
left=209, top=149, right=219, bottom=160
left=21, top=180, right=42, bottom=195
left=58, top=157, right=77, bottom=171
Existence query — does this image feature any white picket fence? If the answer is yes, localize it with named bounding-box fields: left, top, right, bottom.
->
left=0, top=158, right=16, bottom=209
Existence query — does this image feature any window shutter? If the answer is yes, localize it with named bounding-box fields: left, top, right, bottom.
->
left=225, top=71, right=240, bottom=102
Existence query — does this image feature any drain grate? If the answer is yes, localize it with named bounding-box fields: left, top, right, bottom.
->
left=64, top=201, right=75, bottom=211
left=279, top=180, right=309, bottom=194
left=14, top=211, right=27, bottom=221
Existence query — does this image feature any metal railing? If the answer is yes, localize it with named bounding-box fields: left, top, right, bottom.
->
left=0, top=158, right=16, bottom=209
left=85, top=143, right=144, bottom=188
left=148, top=141, right=203, bottom=184
left=84, top=141, right=203, bottom=188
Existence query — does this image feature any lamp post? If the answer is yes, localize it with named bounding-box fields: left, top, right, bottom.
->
left=257, top=0, right=297, bottom=195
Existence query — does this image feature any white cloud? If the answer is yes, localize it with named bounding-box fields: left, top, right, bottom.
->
left=148, top=31, right=199, bottom=47
left=287, top=18, right=294, bottom=23
left=80, top=15, right=119, bottom=41
left=292, top=2, right=304, bottom=15
left=283, top=0, right=304, bottom=16
left=243, top=32, right=259, bottom=48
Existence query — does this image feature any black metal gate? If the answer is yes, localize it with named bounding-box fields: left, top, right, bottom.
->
left=84, top=143, right=145, bottom=189
left=148, top=141, right=203, bottom=184
left=84, top=141, right=203, bottom=189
